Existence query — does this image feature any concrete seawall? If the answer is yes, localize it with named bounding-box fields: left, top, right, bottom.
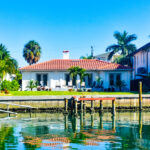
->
left=0, top=95, right=150, bottom=111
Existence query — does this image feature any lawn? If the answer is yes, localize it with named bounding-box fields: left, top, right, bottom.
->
left=0, top=91, right=140, bottom=96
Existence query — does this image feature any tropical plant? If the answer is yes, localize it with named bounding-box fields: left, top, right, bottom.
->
left=68, top=66, right=88, bottom=88
left=0, top=80, right=20, bottom=92
left=23, top=40, right=41, bottom=65
left=10, top=80, right=20, bottom=91
left=26, top=80, right=37, bottom=91
left=68, top=66, right=79, bottom=86
left=80, top=55, right=93, bottom=59
left=106, top=31, right=137, bottom=66
left=116, top=80, right=126, bottom=91
left=0, top=44, right=18, bottom=80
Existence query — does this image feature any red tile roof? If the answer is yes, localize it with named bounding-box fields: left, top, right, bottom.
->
left=20, top=59, right=132, bottom=71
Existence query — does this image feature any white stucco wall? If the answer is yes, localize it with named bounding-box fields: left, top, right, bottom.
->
left=133, top=49, right=150, bottom=79
left=22, top=70, right=131, bottom=91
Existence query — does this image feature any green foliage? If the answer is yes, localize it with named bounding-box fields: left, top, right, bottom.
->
left=80, top=55, right=93, bottom=59
left=0, top=44, right=18, bottom=80
left=113, top=55, right=132, bottom=66
left=0, top=80, right=11, bottom=91
left=106, top=31, right=137, bottom=66
left=10, top=80, right=20, bottom=91
left=0, top=80, right=20, bottom=91
left=23, top=40, right=41, bottom=65
left=116, top=80, right=126, bottom=91
left=143, top=85, right=149, bottom=92
left=14, top=70, right=22, bottom=82
left=68, top=66, right=88, bottom=88
left=26, top=80, right=37, bottom=91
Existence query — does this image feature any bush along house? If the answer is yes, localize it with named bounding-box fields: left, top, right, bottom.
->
left=20, top=51, right=132, bottom=91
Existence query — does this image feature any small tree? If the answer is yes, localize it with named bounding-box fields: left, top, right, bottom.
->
left=27, top=80, right=37, bottom=91
left=116, top=80, right=126, bottom=91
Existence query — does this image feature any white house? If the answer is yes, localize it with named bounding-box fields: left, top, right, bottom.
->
left=132, top=42, right=150, bottom=79
left=94, top=52, right=119, bottom=62
left=20, top=51, right=132, bottom=91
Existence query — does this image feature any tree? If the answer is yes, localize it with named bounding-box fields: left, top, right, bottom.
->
left=77, top=68, right=88, bottom=87
left=106, top=31, right=137, bottom=66
left=0, top=44, right=18, bottom=80
left=68, top=66, right=88, bottom=88
left=80, top=55, right=93, bottom=59
left=23, top=40, right=41, bottom=65
left=26, top=80, right=37, bottom=91
left=116, top=80, right=126, bottom=91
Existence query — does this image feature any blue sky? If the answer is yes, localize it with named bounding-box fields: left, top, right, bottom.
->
left=0, top=0, right=150, bottom=67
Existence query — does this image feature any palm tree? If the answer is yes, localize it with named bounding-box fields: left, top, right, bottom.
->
left=106, top=31, right=137, bottom=60
left=26, top=80, right=37, bottom=91
left=80, top=55, right=93, bottom=59
left=68, top=66, right=79, bottom=86
left=23, top=40, right=41, bottom=65
left=68, top=66, right=88, bottom=88
left=0, top=44, right=18, bottom=80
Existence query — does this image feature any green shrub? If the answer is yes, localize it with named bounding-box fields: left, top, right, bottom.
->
left=0, top=80, right=20, bottom=92
left=0, top=80, right=11, bottom=91
left=11, top=80, right=20, bottom=91
left=143, top=85, right=149, bottom=92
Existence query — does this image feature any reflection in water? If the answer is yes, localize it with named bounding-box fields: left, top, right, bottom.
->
left=0, top=112, right=150, bottom=149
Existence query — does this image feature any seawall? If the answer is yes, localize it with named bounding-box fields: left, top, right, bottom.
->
left=0, top=95, right=150, bottom=111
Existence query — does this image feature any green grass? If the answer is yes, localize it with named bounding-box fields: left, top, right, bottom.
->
left=0, top=91, right=140, bottom=96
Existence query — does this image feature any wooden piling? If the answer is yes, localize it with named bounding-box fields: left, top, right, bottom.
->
left=80, top=100, right=83, bottom=113
left=64, top=98, right=68, bottom=113
left=91, top=100, right=95, bottom=113
left=139, top=82, right=142, bottom=111
left=74, top=99, right=78, bottom=115
left=112, top=100, right=115, bottom=115
left=83, top=103, right=86, bottom=113
left=100, top=100, right=103, bottom=112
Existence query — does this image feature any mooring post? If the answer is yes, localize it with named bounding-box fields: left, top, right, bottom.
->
left=74, top=98, right=78, bottom=115
left=29, top=108, right=32, bottom=118
left=64, top=114, right=68, bottom=131
left=112, top=100, right=115, bottom=115
left=64, top=98, right=68, bottom=113
left=91, top=100, right=95, bottom=113
left=80, top=100, right=83, bottom=113
left=80, top=113, right=84, bottom=130
left=100, top=113, right=103, bottom=129
left=139, top=112, right=142, bottom=139
left=139, top=82, right=142, bottom=111
left=91, top=113, right=94, bottom=128
left=112, top=115, right=116, bottom=131
left=83, top=102, right=86, bottom=113
left=100, top=100, right=103, bottom=113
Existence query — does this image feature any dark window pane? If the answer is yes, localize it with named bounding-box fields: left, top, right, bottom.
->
left=37, top=74, right=41, bottom=86
left=65, top=74, right=70, bottom=86
left=43, top=74, right=48, bottom=86
left=109, top=74, right=114, bottom=86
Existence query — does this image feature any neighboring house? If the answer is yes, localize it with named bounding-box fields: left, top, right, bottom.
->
left=20, top=51, right=132, bottom=91
left=94, top=52, right=118, bottom=62
left=132, top=42, right=150, bottom=79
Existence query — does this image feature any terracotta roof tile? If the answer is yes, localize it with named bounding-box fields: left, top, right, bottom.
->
left=20, top=59, right=132, bottom=71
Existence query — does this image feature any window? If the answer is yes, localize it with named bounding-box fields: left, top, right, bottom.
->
left=109, top=73, right=121, bottom=86
left=36, top=74, right=48, bottom=86
left=43, top=74, right=48, bottom=86
left=116, top=74, right=121, bottom=85
left=109, top=74, right=114, bottom=86
left=37, top=74, right=41, bottom=86
left=137, top=56, right=138, bottom=66
left=65, top=74, right=70, bottom=85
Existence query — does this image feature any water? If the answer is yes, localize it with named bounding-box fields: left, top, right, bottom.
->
left=0, top=112, right=150, bottom=150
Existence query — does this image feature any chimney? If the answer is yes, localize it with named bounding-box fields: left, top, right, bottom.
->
left=63, top=50, right=70, bottom=59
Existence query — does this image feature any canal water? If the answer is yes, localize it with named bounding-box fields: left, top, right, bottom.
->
left=0, top=112, right=150, bottom=150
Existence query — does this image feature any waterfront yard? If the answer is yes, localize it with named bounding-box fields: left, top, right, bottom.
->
left=0, top=91, right=140, bottom=96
